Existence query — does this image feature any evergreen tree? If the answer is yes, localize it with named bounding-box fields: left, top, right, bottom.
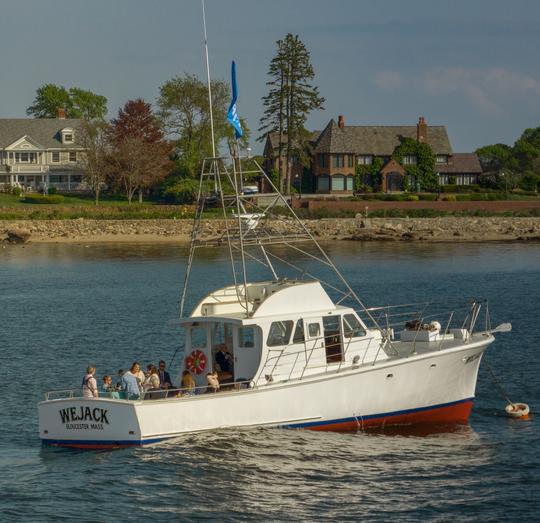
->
left=259, top=34, right=324, bottom=193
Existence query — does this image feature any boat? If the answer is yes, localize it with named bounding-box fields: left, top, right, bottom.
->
left=37, top=4, right=510, bottom=448
left=38, top=151, right=509, bottom=448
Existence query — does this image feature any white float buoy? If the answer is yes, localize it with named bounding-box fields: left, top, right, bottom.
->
left=505, top=403, right=530, bottom=419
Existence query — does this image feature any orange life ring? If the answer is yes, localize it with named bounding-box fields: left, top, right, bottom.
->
left=186, top=350, right=207, bottom=375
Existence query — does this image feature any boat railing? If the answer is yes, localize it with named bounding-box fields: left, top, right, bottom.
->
left=261, top=299, right=491, bottom=382
left=43, top=380, right=254, bottom=402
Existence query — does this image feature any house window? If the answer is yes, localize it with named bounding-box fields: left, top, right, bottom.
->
left=346, top=175, right=354, bottom=191
left=436, top=155, right=448, bottom=164
left=69, top=152, right=77, bottom=162
left=317, top=174, right=330, bottom=192
left=52, top=152, right=60, bottom=162
left=403, top=155, right=417, bottom=165
left=15, top=152, right=35, bottom=163
left=267, top=321, right=293, bottom=347
left=332, top=155, right=345, bottom=168
left=331, top=174, right=346, bottom=191
left=347, top=155, right=354, bottom=168
left=357, top=155, right=373, bottom=165
left=63, top=134, right=73, bottom=143
left=319, top=155, right=328, bottom=168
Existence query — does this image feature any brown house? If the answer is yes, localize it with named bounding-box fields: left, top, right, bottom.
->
left=262, top=115, right=482, bottom=194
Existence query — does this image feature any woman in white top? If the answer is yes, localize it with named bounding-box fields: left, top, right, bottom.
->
left=82, top=366, right=99, bottom=398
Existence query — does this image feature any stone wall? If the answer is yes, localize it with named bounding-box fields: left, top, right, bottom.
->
left=1, top=216, right=540, bottom=243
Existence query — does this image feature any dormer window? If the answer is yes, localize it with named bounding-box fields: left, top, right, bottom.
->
left=60, top=128, right=74, bottom=144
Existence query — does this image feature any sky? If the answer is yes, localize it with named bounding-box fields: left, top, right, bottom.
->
left=1, top=0, right=540, bottom=153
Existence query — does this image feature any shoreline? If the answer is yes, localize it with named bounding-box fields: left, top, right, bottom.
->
left=2, top=217, right=540, bottom=244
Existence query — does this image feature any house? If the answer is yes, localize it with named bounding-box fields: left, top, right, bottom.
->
left=263, top=116, right=482, bottom=193
left=0, top=109, right=86, bottom=192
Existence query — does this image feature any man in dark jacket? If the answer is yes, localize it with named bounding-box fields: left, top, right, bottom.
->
left=158, top=360, right=173, bottom=391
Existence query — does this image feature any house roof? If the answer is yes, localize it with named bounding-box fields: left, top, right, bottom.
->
left=0, top=118, right=84, bottom=149
left=436, top=153, right=482, bottom=174
left=313, top=119, right=453, bottom=155
left=266, top=130, right=321, bottom=152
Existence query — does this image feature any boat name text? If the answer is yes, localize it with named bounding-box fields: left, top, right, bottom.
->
left=59, top=407, right=109, bottom=425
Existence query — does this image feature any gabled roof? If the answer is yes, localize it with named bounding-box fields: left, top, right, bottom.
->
left=0, top=118, right=84, bottom=149
left=313, top=119, right=453, bottom=155
left=436, top=153, right=482, bottom=174
left=266, top=130, right=321, bottom=152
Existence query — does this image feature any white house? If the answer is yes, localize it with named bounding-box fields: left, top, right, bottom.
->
left=0, top=110, right=86, bottom=192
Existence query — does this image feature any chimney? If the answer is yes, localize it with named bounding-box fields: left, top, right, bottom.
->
left=338, top=115, right=345, bottom=129
left=57, top=107, right=66, bottom=120
left=417, top=116, right=427, bottom=143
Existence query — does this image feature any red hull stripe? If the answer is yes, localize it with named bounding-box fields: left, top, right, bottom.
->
left=283, top=397, right=474, bottom=430
left=41, top=398, right=474, bottom=448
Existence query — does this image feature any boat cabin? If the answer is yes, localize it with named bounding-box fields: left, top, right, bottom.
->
left=180, top=280, right=384, bottom=389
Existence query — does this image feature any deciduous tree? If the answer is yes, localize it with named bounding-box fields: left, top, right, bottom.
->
left=26, top=84, right=107, bottom=120
left=109, top=99, right=171, bottom=203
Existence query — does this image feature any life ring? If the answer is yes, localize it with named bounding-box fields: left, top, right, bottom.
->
left=186, top=350, right=207, bottom=375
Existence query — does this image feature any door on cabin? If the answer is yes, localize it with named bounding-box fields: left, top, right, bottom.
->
left=322, top=315, right=343, bottom=363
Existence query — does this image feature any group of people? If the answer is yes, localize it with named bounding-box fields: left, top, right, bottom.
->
left=82, top=356, right=228, bottom=400
left=82, top=360, right=176, bottom=400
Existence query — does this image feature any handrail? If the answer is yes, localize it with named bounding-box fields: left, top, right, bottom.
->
left=43, top=380, right=255, bottom=402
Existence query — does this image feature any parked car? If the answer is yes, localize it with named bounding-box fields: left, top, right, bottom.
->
left=241, top=185, right=259, bottom=196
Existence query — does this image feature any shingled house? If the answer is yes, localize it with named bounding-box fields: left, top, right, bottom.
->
left=0, top=110, right=86, bottom=192
left=262, top=116, right=482, bottom=193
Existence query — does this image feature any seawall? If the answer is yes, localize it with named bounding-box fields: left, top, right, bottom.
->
left=2, top=217, right=540, bottom=243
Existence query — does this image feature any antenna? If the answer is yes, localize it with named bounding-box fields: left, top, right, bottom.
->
left=201, top=0, right=216, bottom=158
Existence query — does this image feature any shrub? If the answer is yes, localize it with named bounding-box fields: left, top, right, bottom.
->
left=442, top=195, right=456, bottom=201
left=418, top=193, right=438, bottom=201
left=23, top=194, right=65, bottom=204
left=406, top=194, right=419, bottom=201
left=455, top=194, right=472, bottom=201
left=48, top=187, right=58, bottom=195
left=10, top=185, right=22, bottom=197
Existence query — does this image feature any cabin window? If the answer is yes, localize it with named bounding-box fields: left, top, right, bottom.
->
left=191, top=326, right=207, bottom=348
left=343, top=314, right=366, bottom=338
left=267, top=321, right=293, bottom=347
left=308, top=323, right=320, bottom=338
left=292, top=320, right=305, bottom=343
left=238, top=327, right=254, bottom=348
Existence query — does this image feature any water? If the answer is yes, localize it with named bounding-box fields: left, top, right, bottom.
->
left=1, top=241, right=539, bottom=522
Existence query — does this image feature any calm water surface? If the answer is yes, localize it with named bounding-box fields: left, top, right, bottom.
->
left=1, top=241, right=539, bottom=522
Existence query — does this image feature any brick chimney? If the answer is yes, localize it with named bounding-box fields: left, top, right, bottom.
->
left=57, top=107, right=66, bottom=119
left=417, top=116, right=427, bottom=143
left=338, top=115, right=345, bottom=129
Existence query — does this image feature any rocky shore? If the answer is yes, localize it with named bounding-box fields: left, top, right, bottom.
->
left=1, top=217, right=540, bottom=244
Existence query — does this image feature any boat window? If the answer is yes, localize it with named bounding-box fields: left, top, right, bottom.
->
left=191, top=326, right=207, bottom=348
left=308, top=323, right=320, bottom=338
left=292, top=320, right=305, bottom=343
left=343, top=314, right=366, bottom=338
left=267, top=321, right=293, bottom=347
left=238, top=327, right=255, bottom=348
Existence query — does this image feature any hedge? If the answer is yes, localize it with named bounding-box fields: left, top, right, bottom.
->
left=22, top=194, right=65, bottom=204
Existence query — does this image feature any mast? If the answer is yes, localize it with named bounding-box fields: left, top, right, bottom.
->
left=201, top=0, right=216, bottom=158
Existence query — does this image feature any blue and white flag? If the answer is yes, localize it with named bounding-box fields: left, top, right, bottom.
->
left=227, top=61, right=243, bottom=139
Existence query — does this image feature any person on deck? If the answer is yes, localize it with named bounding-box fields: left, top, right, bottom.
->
left=206, top=371, right=220, bottom=393
left=121, top=363, right=142, bottom=399
left=143, top=366, right=161, bottom=399
left=180, top=370, right=196, bottom=396
left=158, top=360, right=173, bottom=391
left=215, top=344, right=234, bottom=381
left=82, top=366, right=98, bottom=398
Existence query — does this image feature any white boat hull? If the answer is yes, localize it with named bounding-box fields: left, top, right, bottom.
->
left=39, top=338, right=490, bottom=448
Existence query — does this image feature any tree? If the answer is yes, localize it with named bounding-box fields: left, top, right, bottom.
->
left=259, top=34, right=325, bottom=193
left=26, top=83, right=107, bottom=120
left=513, top=127, right=540, bottom=172
left=157, top=74, right=249, bottom=180
left=78, top=120, right=111, bottom=205
left=475, top=143, right=516, bottom=173
left=109, top=99, right=171, bottom=204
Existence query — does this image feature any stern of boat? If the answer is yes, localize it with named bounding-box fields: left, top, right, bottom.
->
left=38, top=397, right=143, bottom=449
